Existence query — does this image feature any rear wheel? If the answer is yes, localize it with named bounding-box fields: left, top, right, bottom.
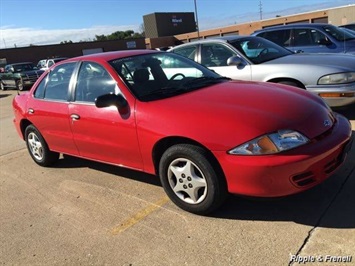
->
left=159, top=144, right=227, bottom=215
left=25, top=125, right=59, bottom=166
left=0, top=81, right=6, bottom=91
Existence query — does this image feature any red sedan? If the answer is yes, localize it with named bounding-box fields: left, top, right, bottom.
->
left=12, top=50, right=353, bottom=214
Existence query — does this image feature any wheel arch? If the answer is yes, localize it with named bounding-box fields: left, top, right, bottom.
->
left=19, top=119, right=33, bottom=140
left=267, top=77, right=305, bottom=89
left=152, top=136, right=226, bottom=184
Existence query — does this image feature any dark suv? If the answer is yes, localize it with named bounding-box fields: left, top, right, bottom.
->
left=0, top=62, right=44, bottom=91
left=252, top=23, right=355, bottom=54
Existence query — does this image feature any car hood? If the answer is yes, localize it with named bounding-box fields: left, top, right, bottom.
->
left=268, top=53, right=355, bottom=71
left=136, top=81, right=335, bottom=151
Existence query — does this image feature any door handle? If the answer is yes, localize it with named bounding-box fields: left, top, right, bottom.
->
left=70, top=114, right=80, bottom=120
left=28, top=108, right=34, bottom=114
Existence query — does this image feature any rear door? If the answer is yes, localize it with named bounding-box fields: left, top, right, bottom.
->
left=27, top=62, right=79, bottom=155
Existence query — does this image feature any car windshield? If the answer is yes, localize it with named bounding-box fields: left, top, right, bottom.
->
left=13, top=63, right=35, bottom=72
left=229, top=37, right=292, bottom=64
left=323, top=24, right=355, bottom=41
left=109, top=52, right=229, bottom=101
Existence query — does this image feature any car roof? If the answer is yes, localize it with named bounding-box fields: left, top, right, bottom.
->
left=8, top=62, right=33, bottom=66
left=253, top=23, right=333, bottom=33
left=64, top=49, right=160, bottom=63
left=169, top=35, right=252, bottom=49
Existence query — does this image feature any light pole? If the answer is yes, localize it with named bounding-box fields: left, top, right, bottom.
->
left=194, top=0, right=200, bottom=39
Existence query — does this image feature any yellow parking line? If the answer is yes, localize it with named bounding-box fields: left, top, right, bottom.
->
left=111, top=196, right=170, bottom=235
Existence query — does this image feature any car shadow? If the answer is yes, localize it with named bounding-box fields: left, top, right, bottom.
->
left=51, top=133, right=354, bottom=229
left=333, top=103, right=355, bottom=120
left=0, top=93, right=12, bottom=99
left=55, top=154, right=161, bottom=187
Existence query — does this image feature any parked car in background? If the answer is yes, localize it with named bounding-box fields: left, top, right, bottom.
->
left=168, top=36, right=355, bottom=107
left=0, top=62, right=44, bottom=91
left=252, top=23, right=355, bottom=54
left=339, top=23, right=355, bottom=32
left=12, top=50, right=352, bottom=214
left=37, top=57, right=67, bottom=70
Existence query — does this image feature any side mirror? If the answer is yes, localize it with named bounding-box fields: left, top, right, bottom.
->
left=95, top=93, right=128, bottom=110
left=227, top=56, right=244, bottom=66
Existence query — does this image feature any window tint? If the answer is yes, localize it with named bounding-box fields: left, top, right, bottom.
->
left=293, top=29, right=328, bottom=46
left=173, top=45, right=197, bottom=60
left=75, top=62, right=116, bottom=102
left=201, top=44, right=236, bottom=66
left=34, top=74, right=48, bottom=98
left=258, top=29, right=291, bottom=47
left=43, top=63, right=75, bottom=101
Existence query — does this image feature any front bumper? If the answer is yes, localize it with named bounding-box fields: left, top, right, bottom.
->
left=213, top=114, right=352, bottom=197
left=306, top=82, right=355, bottom=107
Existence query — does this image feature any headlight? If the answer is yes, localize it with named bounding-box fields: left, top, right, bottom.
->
left=318, top=72, right=355, bottom=85
left=228, top=130, right=309, bottom=155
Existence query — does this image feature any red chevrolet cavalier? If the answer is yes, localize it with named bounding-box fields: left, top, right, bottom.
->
left=12, top=50, right=352, bottom=214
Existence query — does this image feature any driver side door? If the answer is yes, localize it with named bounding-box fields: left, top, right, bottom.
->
left=69, top=61, right=143, bottom=170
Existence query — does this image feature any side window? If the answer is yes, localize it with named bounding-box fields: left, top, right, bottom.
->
left=259, top=29, right=291, bottom=47
left=34, top=74, right=48, bottom=98
left=309, top=29, right=327, bottom=45
left=47, top=60, right=55, bottom=68
left=201, top=44, right=236, bottom=67
left=75, top=62, right=116, bottom=103
left=43, top=63, right=75, bottom=101
left=173, top=46, right=197, bottom=60
left=294, top=29, right=318, bottom=46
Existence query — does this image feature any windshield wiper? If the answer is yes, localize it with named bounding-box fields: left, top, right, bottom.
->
left=140, top=86, right=188, bottom=98
left=183, top=76, right=230, bottom=89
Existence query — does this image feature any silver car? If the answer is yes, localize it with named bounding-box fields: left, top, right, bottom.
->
left=169, top=36, right=355, bottom=107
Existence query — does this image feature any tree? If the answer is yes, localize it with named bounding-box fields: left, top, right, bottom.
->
left=94, top=30, right=144, bottom=42
left=60, top=40, right=73, bottom=44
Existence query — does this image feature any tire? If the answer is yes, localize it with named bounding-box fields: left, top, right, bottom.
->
left=25, top=125, right=59, bottom=166
left=159, top=144, right=227, bottom=215
left=16, top=80, right=24, bottom=91
left=0, top=81, right=6, bottom=91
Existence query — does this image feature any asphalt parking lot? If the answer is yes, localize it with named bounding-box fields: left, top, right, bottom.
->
left=0, top=90, right=354, bottom=266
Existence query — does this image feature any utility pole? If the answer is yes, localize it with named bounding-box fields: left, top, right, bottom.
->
left=194, top=0, right=200, bottom=39
left=259, top=0, right=263, bottom=20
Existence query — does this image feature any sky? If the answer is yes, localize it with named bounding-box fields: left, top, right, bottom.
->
left=0, top=0, right=354, bottom=49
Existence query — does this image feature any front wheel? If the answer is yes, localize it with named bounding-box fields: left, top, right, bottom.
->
left=16, top=80, right=24, bottom=91
left=159, top=144, right=227, bottom=215
left=25, top=125, right=59, bottom=166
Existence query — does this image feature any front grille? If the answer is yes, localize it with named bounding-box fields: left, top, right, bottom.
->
left=23, top=72, right=41, bottom=83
